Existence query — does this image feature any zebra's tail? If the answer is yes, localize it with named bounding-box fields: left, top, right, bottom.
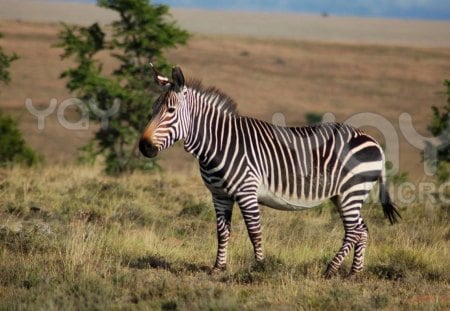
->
left=379, top=175, right=401, bottom=225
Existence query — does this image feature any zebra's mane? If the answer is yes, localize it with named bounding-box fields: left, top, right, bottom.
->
left=186, top=79, right=239, bottom=115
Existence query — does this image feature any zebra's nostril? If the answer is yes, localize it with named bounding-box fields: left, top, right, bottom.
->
left=139, top=139, right=158, bottom=158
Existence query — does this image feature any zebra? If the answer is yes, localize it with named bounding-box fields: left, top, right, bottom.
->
left=139, top=64, right=400, bottom=277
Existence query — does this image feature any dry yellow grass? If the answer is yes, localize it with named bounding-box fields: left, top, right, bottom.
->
left=0, top=164, right=449, bottom=309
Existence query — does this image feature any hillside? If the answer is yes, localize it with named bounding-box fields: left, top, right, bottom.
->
left=0, top=17, right=449, bottom=178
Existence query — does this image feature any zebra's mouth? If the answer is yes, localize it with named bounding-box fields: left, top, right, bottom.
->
left=139, top=139, right=158, bottom=158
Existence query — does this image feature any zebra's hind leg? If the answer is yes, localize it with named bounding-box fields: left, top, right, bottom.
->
left=212, top=196, right=234, bottom=272
left=324, top=195, right=369, bottom=278
left=349, top=220, right=368, bottom=276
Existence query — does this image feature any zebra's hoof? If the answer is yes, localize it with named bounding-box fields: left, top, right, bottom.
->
left=347, top=270, right=362, bottom=280
left=210, top=265, right=226, bottom=274
left=323, top=269, right=337, bottom=279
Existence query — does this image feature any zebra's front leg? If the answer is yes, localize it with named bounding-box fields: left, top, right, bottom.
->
left=237, top=194, right=264, bottom=263
left=212, top=196, right=234, bottom=272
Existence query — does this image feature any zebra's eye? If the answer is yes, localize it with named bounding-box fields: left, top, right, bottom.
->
left=167, top=107, right=175, bottom=114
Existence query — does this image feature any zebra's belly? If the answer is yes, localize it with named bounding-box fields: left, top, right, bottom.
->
left=256, top=185, right=326, bottom=211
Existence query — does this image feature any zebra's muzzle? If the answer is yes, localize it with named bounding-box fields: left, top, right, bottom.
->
left=139, top=139, right=158, bottom=158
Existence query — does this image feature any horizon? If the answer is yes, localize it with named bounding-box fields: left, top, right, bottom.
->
left=53, top=0, right=450, bottom=21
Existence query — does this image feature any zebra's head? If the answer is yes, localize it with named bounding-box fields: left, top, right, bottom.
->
left=139, top=64, right=189, bottom=158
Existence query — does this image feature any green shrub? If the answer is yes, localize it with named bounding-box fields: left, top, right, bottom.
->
left=0, top=112, right=41, bottom=166
left=0, top=34, right=35, bottom=166
left=305, top=112, right=323, bottom=125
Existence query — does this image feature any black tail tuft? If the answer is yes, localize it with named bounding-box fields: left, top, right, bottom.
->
left=379, top=178, right=401, bottom=224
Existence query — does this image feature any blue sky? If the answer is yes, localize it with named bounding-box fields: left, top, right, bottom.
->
left=63, top=0, right=450, bottom=20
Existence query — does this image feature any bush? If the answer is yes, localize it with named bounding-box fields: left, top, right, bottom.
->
left=0, top=31, right=38, bottom=166
left=0, top=112, right=41, bottom=166
left=305, top=112, right=323, bottom=125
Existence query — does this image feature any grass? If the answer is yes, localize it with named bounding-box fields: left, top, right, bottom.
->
left=0, top=165, right=449, bottom=310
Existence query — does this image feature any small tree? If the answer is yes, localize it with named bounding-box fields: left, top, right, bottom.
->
left=425, top=80, right=450, bottom=183
left=57, top=0, right=189, bottom=174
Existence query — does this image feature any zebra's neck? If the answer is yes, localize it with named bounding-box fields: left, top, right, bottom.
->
left=183, top=88, right=238, bottom=165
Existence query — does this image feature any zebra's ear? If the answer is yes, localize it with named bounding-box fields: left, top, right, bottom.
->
left=150, top=62, right=170, bottom=87
left=172, top=66, right=185, bottom=89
